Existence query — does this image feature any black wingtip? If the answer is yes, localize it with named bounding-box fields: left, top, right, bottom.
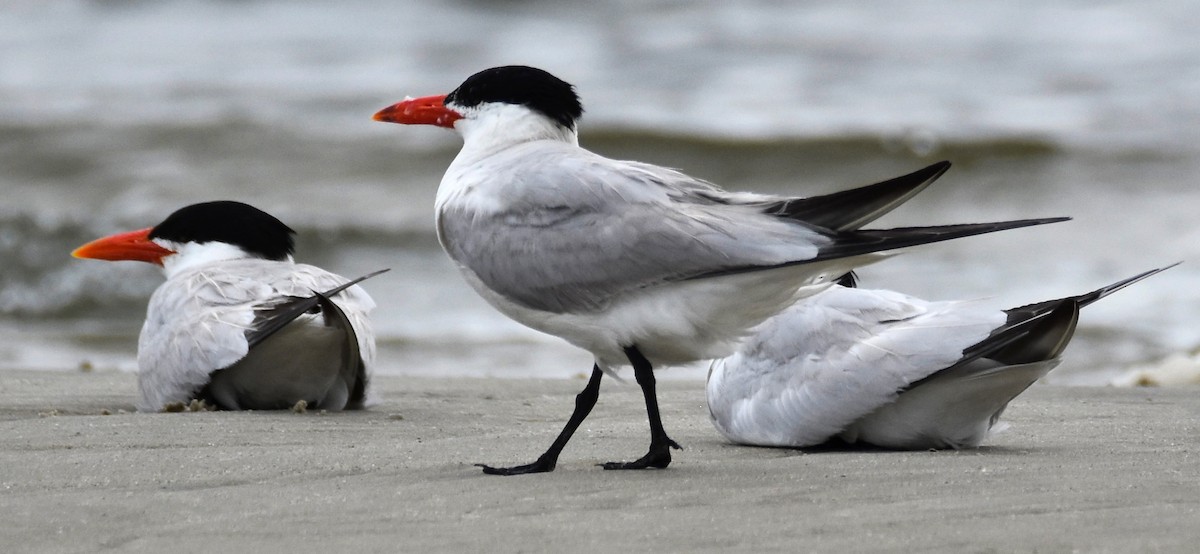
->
left=888, top=160, right=951, bottom=185
left=937, top=299, right=1081, bottom=383
left=694, top=217, right=1069, bottom=281
left=990, top=300, right=1081, bottom=364
left=815, top=216, right=1071, bottom=262
left=766, top=161, right=955, bottom=231
left=316, top=267, right=392, bottom=299
left=872, top=215, right=1072, bottom=237
left=244, top=268, right=391, bottom=350
left=1072, top=262, right=1179, bottom=309
left=834, top=271, right=859, bottom=288
left=1011, top=216, right=1073, bottom=226
left=926, top=160, right=952, bottom=178
left=1004, top=263, right=1177, bottom=323
left=936, top=263, right=1174, bottom=378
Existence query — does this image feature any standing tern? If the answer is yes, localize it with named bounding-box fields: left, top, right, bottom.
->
left=373, top=65, right=1067, bottom=474
left=707, top=266, right=1173, bottom=449
left=72, top=201, right=387, bottom=412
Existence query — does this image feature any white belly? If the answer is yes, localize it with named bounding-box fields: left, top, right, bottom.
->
left=452, top=259, right=863, bottom=370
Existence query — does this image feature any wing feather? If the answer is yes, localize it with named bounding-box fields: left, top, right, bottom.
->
left=136, top=261, right=380, bottom=411
left=439, top=144, right=830, bottom=313
left=706, top=286, right=1002, bottom=447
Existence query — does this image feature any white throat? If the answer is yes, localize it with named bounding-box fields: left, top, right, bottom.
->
left=450, top=102, right=578, bottom=162
left=159, top=240, right=292, bottom=278
left=436, top=102, right=579, bottom=217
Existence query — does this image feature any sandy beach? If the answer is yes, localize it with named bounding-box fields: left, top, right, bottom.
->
left=1, top=370, right=1197, bottom=553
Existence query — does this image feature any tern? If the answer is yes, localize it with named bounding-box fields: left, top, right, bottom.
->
left=374, top=65, right=1067, bottom=474
left=73, top=201, right=387, bottom=412
left=706, top=266, right=1173, bottom=449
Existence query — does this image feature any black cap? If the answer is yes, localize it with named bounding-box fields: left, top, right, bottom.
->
left=150, top=201, right=295, bottom=261
left=444, top=65, right=584, bottom=129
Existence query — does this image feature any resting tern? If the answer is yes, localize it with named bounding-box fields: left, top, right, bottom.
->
left=374, top=65, right=1067, bottom=474
left=707, top=266, right=1173, bottom=449
left=72, top=201, right=387, bottom=412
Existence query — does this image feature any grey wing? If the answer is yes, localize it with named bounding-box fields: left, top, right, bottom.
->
left=244, top=268, right=389, bottom=349
left=441, top=146, right=1064, bottom=314
left=200, top=266, right=383, bottom=411
left=706, top=286, right=1004, bottom=447
left=440, top=156, right=831, bottom=314
left=137, top=262, right=381, bottom=411
left=272, top=263, right=380, bottom=376
left=137, top=270, right=272, bottom=411
left=204, top=290, right=366, bottom=411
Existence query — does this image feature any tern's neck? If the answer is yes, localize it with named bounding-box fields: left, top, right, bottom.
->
left=160, top=241, right=292, bottom=279
left=436, top=104, right=579, bottom=216
left=453, top=103, right=578, bottom=164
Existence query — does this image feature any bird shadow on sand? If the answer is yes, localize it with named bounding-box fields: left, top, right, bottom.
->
left=716, top=437, right=1053, bottom=457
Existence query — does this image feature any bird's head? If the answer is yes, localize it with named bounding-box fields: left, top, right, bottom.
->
left=373, top=66, right=583, bottom=144
left=72, top=201, right=295, bottom=277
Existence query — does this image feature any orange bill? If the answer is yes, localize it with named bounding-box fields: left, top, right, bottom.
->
left=72, top=227, right=174, bottom=266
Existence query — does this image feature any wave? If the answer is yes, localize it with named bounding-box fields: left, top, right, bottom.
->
left=2, top=117, right=1193, bottom=325
left=0, top=217, right=439, bottom=319
left=1, top=117, right=1073, bottom=160
left=582, top=127, right=1067, bottom=169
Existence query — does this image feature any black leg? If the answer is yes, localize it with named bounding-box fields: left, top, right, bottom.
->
left=477, top=364, right=604, bottom=475
left=601, top=345, right=682, bottom=470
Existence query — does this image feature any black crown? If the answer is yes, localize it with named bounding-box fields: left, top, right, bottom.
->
left=150, top=201, right=295, bottom=261
left=445, top=66, right=584, bottom=129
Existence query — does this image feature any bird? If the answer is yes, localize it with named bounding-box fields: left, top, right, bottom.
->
left=373, top=65, right=1067, bottom=474
left=72, top=200, right=387, bottom=413
left=706, top=266, right=1174, bottom=450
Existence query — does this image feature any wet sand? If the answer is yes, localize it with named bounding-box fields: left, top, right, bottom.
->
left=1, top=369, right=1197, bottom=553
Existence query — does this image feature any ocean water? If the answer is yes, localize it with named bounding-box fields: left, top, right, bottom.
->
left=2, top=0, right=1198, bottom=385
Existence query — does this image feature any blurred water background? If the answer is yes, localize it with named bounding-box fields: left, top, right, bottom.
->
left=2, top=0, right=1198, bottom=385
